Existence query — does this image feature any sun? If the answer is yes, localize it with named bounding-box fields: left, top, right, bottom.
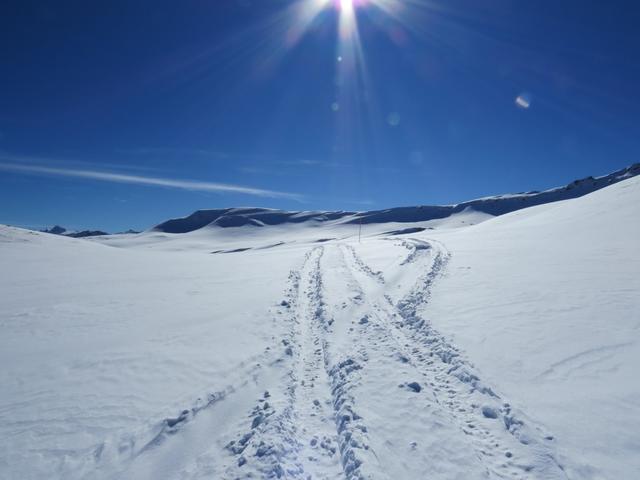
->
left=340, top=0, right=354, bottom=10
left=337, top=0, right=372, bottom=11
left=282, top=0, right=385, bottom=53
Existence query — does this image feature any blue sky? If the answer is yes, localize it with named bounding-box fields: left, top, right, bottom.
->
left=1, top=0, right=638, bottom=231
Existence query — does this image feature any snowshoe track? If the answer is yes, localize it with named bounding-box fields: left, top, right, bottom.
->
left=340, top=241, right=568, bottom=480
left=225, top=246, right=373, bottom=479
left=223, top=247, right=345, bottom=479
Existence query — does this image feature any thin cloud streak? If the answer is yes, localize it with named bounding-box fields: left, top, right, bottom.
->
left=275, top=159, right=348, bottom=168
left=119, top=147, right=346, bottom=169
left=115, top=147, right=232, bottom=158
left=0, top=162, right=301, bottom=200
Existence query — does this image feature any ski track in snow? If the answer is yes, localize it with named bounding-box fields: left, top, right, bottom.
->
left=77, top=240, right=571, bottom=479
left=397, top=238, right=432, bottom=266
left=44, top=347, right=291, bottom=479
left=340, top=241, right=568, bottom=479
left=222, top=247, right=348, bottom=479
left=535, top=342, right=633, bottom=380
left=222, top=246, right=379, bottom=479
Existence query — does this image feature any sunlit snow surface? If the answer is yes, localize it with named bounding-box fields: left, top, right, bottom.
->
left=1, top=176, right=639, bottom=479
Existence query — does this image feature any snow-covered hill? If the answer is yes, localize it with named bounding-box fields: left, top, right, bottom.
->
left=152, top=162, right=639, bottom=234
left=423, top=174, right=640, bottom=480
left=0, top=171, right=639, bottom=480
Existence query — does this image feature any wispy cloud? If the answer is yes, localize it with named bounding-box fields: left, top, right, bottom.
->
left=116, top=147, right=353, bottom=177
left=115, top=147, right=233, bottom=159
left=275, top=159, right=347, bottom=168
left=0, top=162, right=301, bottom=200
left=120, top=147, right=347, bottom=168
left=0, top=152, right=169, bottom=174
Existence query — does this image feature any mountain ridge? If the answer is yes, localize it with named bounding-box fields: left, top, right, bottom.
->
left=152, top=162, right=640, bottom=234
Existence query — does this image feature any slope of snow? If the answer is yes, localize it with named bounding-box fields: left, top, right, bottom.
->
left=349, top=175, right=640, bottom=479
left=1, top=174, right=639, bottom=480
left=422, top=175, right=640, bottom=479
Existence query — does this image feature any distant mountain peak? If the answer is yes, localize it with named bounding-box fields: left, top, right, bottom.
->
left=41, top=226, right=109, bottom=238
left=43, top=225, right=67, bottom=235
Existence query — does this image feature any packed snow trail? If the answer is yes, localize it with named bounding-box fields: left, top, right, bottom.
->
left=318, top=245, right=483, bottom=479
left=222, top=247, right=345, bottom=479
left=338, top=241, right=567, bottom=479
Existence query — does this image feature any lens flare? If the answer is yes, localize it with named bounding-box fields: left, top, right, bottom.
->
left=250, top=0, right=433, bottom=167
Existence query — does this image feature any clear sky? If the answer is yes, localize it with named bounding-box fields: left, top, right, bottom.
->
left=1, top=0, right=638, bottom=232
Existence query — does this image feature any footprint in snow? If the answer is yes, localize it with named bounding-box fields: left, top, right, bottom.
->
left=399, top=381, right=422, bottom=392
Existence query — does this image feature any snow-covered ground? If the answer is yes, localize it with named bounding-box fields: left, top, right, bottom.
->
left=1, top=175, right=638, bottom=479
left=424, top=176, right=640, bottom=480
